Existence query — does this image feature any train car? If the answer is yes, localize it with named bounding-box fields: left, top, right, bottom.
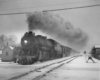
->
left=91, top=45, right=100, bottom=60
left=15, top=31, right=72, bottom=65
left=61, top=46, right=71, bottom=57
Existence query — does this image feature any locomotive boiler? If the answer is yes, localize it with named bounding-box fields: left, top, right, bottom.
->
left=15, top=31, right=71, bottom=65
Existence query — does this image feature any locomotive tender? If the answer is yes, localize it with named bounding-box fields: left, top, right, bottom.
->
left=15, top=31, right=71, bottom=65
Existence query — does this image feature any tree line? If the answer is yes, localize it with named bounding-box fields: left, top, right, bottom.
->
left=0, top=34, right=19, bottom=50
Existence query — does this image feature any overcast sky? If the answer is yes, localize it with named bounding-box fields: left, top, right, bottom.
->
left=0, top=0, right=100, bottom=51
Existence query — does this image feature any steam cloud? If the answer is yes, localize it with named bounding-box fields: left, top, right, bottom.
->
left=27, top=11, right=88, bottom=51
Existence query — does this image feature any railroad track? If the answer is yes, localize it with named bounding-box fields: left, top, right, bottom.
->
left=8, top=55, right=79, bottom=80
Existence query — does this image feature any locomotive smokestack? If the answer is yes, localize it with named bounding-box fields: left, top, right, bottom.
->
left=26, top=11, right=88, bottom=51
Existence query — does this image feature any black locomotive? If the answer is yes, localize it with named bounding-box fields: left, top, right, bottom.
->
left=15, top=31, right=71, bottom=65
left=91, top=45, right=100, bottom=60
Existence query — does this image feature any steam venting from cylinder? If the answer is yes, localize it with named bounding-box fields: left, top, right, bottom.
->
left=26, top=11, right=88, bottom=51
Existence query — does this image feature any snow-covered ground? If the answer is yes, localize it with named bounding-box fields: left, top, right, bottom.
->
left=0, top=56, right=75, bottom=80
left=40, top=56, right=100, bottom=80
left=0, top=55, right=99, bottom=80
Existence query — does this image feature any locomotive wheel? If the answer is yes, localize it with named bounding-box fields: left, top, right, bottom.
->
left=31, top=58, right=37, bottom=63
left=13, top=58, right=17, bottom=63
left=18, top=58, right=27, bottom=65
left=27, top=59, right=33, bottom=64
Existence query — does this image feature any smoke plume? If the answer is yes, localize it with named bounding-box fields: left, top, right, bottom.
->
left=27, top=11, right=88, bottom=51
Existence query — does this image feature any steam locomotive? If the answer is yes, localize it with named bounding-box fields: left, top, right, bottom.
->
left=15, top=31, right=71, bottom=65
left=91, top=45, right=100, bottom=60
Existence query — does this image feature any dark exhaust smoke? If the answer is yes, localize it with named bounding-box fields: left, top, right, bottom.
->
left=27, top=11, right=88, bottom=51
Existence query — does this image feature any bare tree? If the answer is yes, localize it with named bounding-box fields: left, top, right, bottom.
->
left=8, top=35, right=18, bottom=47
left=0, top=34, right=18, bottom=49
left=0, top=35, right=8, bottom=49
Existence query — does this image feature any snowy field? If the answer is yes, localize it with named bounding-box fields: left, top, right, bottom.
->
left=0, top=55, right=99, bottom=80
left=0, top=56, right=74, bottom=80
left=40, top=56, right=100, bottom=80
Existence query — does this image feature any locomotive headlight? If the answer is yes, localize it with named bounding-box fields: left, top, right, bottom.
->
left=24, top=40, right=28, bottom=44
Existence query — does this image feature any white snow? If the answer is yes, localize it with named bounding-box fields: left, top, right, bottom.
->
left=0, top=56, right=76, bottom=80
left=40, top=56, right=100, bottom=80
left=0, top=55, right=99, bottom=80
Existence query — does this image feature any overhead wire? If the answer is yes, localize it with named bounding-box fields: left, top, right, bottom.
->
left=0, top=0, right=100, bottom=11
left=44, top=4, right=100, bottom=12
left=0, top=4, right=100, bottom=15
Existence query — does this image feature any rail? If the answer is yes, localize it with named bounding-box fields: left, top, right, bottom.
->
left=8, top=55, right=80, bottom=80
